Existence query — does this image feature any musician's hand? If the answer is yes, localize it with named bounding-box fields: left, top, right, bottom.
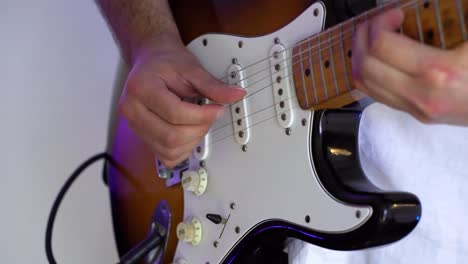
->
left=119, top=43, right=246, bottom=168
left=352, top=8, right=468, bottom=126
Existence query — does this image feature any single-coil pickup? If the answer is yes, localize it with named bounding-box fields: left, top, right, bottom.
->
left=193, top=98, right=210, bottom=160
left=227, top=64, right=250, bottom=145
left=270, top=44, right=295, bottom=128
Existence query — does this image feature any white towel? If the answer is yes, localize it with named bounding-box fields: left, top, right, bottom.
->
left=289, top=103, right=468, bottom=264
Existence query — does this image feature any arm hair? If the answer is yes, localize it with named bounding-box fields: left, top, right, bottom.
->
left=96, top=0, right=183, bottom=63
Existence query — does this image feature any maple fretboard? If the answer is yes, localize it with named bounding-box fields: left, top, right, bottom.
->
left=292, top=0, right=468, bottom=110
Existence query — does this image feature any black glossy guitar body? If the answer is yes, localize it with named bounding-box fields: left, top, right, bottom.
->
left=227, top=107, right=421, bottom=263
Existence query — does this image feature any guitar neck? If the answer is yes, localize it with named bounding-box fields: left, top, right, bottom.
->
left=293, top=0, right=468, bottom=110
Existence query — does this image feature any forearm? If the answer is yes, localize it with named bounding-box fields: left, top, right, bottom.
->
left=96, top=0, right=183, bottom=63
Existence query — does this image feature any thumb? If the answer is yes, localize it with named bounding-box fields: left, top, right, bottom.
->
left=190, top=69, right=246, bottom=104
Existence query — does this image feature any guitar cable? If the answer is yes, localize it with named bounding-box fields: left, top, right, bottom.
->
left=45, top=152, right=164, bottom=264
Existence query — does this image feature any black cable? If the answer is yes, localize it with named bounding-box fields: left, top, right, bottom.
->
left=45, top=153, right=166, bottom=264
left=45, top=153, right=111, bottom=264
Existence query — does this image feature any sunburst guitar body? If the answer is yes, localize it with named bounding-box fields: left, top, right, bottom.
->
left=107, top=0, right=468, bottom=262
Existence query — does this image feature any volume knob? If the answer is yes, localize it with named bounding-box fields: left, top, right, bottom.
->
left=176, top=218, right=203, bottom=246
left=181, top=168, right=208, bottom=196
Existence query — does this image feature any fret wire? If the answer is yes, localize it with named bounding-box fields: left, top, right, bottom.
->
left=262, top=0, right=465, bottom=110
left=328, top=30, right=340, bottom=96
left=298, top=45, right=310, bottom=108
left=339, top=24, right=351, bottom=92
left=415, top=0, right=425, bottom=42
left=219, top=0, right=438, bottom=87
left=456, top=0, right=468, bottom=40
left=433, top=0, right=447, bottom=48
left=212, top=0, right=468, bottom=141
left=307, top=40, right=319, bottom=104
left=317, top=35, right=329, bottom=100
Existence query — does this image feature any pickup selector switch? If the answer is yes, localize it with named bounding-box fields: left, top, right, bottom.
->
left=176, top=218, right=203, bottom=246
left=181, top=168, right=208, bottom=196
left=206, top=214, right=227, bottom=225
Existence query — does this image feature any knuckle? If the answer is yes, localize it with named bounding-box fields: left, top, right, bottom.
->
left=164, top=148, right=181, bottom=161
left=125, top=76, right=142, bottom=98
left=421, top=67, right=446, bottom=92
left=118, top=100, right=135, bottom=121
left=411, top=97, right=445, bottom=123
left=162, top=132, right=182, bottom=149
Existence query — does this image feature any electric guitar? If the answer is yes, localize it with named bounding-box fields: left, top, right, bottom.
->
left=107, top=0, right=468, bottom=263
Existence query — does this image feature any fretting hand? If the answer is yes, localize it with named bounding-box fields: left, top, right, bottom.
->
left=352, top=8, right=468, bottom=126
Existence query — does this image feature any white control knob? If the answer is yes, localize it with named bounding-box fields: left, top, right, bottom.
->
left=181, top=168, right=208, bottom=196
left=176, top=218, right=203, bottom=246
left=171, top=259, right=189, bottom=264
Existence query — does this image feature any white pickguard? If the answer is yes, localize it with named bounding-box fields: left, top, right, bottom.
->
left=173, top=2, right=372, bottom=263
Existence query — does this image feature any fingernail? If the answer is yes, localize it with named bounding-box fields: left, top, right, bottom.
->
left=217, top=109, right=225, bottom=119
left=230, top=85, right=245, bottom=92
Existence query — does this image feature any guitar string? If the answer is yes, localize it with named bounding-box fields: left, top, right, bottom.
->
left=209, top=0, right=432, bottom=134
left=209, top=33, right=351, bottom=134
left=218, top=0, right=426, bottom=110
left=215, top=0, right=412, bottom=84
left=205, top=0, right=441, bottom=146
left=210, top=0, right=423, bottom=132
left=218, top=0, right=392, bottom=85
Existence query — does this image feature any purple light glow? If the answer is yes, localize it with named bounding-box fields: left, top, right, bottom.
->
left=227, top=223, right=324, bottom=264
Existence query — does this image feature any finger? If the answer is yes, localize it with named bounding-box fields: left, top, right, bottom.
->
left=127, top=77, right=225, bottom=125
left=362, top=77, right=429, bottom=122
left=121, top=97, right=210, bottom=148
left=367, top=8, right=442, bottom=75
left=153, top=138, right=201, bottom=168
left=352, top=21, right=370, bottom=84
left=188, top=68, right=246, bottom=104
left=359, top=55, right=429, bottom=119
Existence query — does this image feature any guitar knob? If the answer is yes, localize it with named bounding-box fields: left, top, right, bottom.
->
left=176, top=218, right=203, bottom=246
left=171, top=260, right=189, bottom=264
left=181, top=168, right=208, bottom=196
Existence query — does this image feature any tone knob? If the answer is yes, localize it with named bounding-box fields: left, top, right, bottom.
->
left=176, top=218, right=203, bottom=246
left=181, top=168, right=208, bottom=196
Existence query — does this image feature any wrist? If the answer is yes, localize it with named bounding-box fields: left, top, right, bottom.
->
left=130, top=33, right=185, bottom=65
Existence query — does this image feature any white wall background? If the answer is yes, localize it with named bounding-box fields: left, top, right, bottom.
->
left=1, top=1, right=121, bottom=263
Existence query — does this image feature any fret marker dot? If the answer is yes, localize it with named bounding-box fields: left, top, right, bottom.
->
left=423, top=1, right=430, bottom=9
left=425, top=29, right=434, bottom=43
left=347, top=50, right=352, bottom=58
left=305, top=68, right=311, bottom=76
left=325, top=60, right=330, bottom=68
